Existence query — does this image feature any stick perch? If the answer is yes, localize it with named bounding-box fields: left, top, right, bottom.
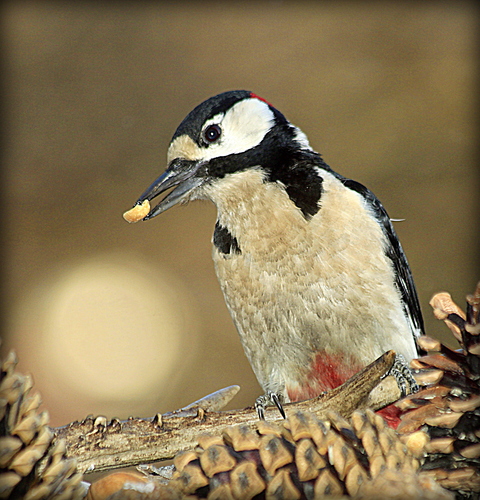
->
left=52, top=351, right=398, bottom=474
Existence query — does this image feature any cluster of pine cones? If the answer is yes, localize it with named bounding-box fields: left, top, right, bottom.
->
left=1, top=284, right=479, bottom=499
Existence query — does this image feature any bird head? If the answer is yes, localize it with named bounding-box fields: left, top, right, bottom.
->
left=127, top=90, right=324, bottom=221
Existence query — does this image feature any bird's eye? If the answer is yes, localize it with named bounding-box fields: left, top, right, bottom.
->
left=203, top=124, right=222, bottom=143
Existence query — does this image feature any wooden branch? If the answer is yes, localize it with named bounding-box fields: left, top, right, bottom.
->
left=52, top=351, right=398, bottom=475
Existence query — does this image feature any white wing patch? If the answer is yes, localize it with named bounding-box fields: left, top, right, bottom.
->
left=293, top=127, right=312, bottom=150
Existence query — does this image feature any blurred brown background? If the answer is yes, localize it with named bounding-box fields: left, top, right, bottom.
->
left=1, top=1, right=478, bottom=427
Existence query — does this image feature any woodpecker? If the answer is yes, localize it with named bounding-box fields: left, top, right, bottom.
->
left=124, top=90, right=424, bottom=415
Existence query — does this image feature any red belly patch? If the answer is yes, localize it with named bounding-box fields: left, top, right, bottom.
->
left=376, top=404, right=403, bottom=429
left=286, top=351, right=363, bottom=402
left=285, top=350, right=404, bottom=428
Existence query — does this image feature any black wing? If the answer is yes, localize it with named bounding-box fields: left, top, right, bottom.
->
left=340, top=178, right=425, bottom=348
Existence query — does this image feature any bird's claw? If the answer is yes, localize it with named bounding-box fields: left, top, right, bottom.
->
left=255, top=391, right=286, bottom=420
left=386, top=353, right=419, bottom=397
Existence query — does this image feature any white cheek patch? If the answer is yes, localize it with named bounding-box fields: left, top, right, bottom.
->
left=167, top=100, right=274, bottom=163
left=201, top=99, right=275, bottom=160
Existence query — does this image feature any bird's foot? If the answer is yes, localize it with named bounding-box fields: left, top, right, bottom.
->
left=255, top=391, right=286, bottom=420
left=386, top=353, right=419, bottom=397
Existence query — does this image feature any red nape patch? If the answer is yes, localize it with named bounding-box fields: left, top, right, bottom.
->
left=249, top=92, right=273, bottom=107
left=376, top=404, right=403, bottom=429
left=286, top=351, right=363, bottom=403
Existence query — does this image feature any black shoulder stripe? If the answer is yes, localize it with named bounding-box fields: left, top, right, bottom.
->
left=271, top=162, right=323, bottom=220
left=340, top=178, right=425, bottom=348
left=266, top=150, right=325, bottom=220
left=213, top=222, right=241, bottom=256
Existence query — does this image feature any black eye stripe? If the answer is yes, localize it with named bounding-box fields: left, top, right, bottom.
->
left=203, top=124, right=222, bottom=143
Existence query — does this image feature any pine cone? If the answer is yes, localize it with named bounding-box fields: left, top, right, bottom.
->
left=396, top=282, right=480, bottom=496
left=0, top=350, right=87, bottom=500
left=168, top=409, right=452, bottom=499
left=88, top=408, right=451, bottom=500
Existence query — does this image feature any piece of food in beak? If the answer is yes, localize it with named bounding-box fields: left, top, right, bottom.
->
left=123, top=199, right=151, bottom=223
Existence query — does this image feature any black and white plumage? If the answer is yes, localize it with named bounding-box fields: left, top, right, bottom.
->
left=126, top=90, right=424, bottom=408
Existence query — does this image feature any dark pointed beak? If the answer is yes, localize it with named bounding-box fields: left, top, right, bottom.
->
left=132, top=158, right=205, bottom=220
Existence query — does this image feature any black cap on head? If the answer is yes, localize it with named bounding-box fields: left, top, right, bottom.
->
left=172, top=90, right=253, bottom=145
